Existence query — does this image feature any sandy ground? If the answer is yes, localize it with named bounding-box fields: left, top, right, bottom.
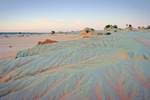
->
left=1, top=31, right=150, bottom=100
left=0, top=34, right=82, bottom=59
left=136, top=38, right=150, bottom=46
left=1, top=34, right=149, bottom=60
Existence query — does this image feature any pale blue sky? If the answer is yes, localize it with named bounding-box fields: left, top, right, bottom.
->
left=0, top=0, right=150, bottom=32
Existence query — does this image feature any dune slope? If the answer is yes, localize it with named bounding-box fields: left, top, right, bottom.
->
left=0, top=31, right=150, bottom=100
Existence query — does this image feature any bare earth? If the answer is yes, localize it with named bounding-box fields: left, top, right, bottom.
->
left=136, top=38, right=150, bottom=46
left=0, top=34, right=82, bottom=59
left=0, top=31, right=150, bottom=100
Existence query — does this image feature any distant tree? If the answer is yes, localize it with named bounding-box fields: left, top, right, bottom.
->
left=113, top=25, right=118, bottom=29
left=86, top=30, right=89, bottom=33
left=129, top=24, right=132, bottom=28
left=19, top=32, right=21, bottom=34
left=126, top=24, right=128, bottom=26
left=104, top=32, right=111, bottom=35
left=91, top=28, right=95, bottom=31
left=138, top=26, right=141, bottom=29
left=146, top=25, right=150, bottom=29
left=105, top=25, right=111, bottom=28
left=51, top=31, right=55, bottom=35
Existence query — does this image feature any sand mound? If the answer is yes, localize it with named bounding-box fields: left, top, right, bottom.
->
left=83, top=36, right=92, bottom=38
left=18, top=35, right=24, bottom=37
left=79, top=27, right=96, bottom=35
left=138, top=27, right=146, bottom=31
left=37, top=39, right=58, bottom=45
left=105, top=28, right=122, bottom=32
left=128, top=29, right=133, bottom=32
left=104, top=25, right=122, bottom=32
left=37, top=41, right=43, bottom=45
left=0, top=31, right=150, bottom=100
left=97, top=32, right=104, bottom=35
left=125, top=27, right=137, bottom=32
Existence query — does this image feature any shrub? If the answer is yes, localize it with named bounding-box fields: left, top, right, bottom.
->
left=97, top=33, right=104, bottom=35
left=105, top=25, right=111, bottom=28
left=91, top=28, right=95, bottom=31
left=86, top=30, right=89, bottom=33
left=113, top=25, right=118, bottom=29
left=129, top=24, right=132, bottom=28
left=51, top=31, right=55, bottom=35
left=104, top=32, right=111, bottom=35
left=146, top=25, right=150, bottom=29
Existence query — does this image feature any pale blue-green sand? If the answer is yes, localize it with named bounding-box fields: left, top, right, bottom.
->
left=0, top=31, right=150, bottom=100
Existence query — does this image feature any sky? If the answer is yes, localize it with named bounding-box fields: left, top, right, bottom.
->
left=0, top=0, right=150, bottom=32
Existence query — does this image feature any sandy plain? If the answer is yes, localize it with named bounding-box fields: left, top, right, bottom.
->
left=0, top=34, right=82, bottom=59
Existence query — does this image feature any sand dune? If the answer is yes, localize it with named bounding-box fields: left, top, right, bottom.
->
left=0, top=31, right=150, bottom=100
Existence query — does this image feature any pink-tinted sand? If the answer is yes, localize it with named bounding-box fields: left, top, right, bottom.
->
left=0, top=34, right=82, bottom=59
left=136, top=38, right=150, bottom=47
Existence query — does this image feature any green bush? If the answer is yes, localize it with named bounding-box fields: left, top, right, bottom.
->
left=146, top=25, right=150, bottom=29
left=86, top=30, right=89, bottom=33
left=129, top=24, right=132, bottom=28
left=91, top=28, right=95, bottom=31
left=113, top=25, right=118, bottom=29
left=104, top=32, right=111, bottom=35
left=105, top=25, right=111, bottom=28
left=51, top=31, right=55, bottom=35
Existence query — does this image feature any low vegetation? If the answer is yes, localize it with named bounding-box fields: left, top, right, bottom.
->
left=129, top=24, right=132, bottom=28
left=113, top=25, right=118, bottom=28
left=91, top=28, right=95, bottom=31
left=146, top=25, right=150, bottom=29
left=51, top=31, right=55, bottom=35
left=104, top=32, right=111, bottom=35
left=86, top=30, right=89, bottom=33
left=105, top=25, right=118, bottom=29
left=105, top=25, right=111, bottom=28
